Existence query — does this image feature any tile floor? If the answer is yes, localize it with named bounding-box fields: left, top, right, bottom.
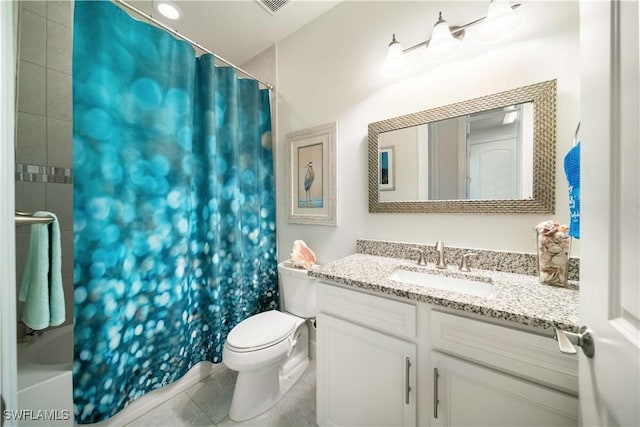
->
left=125, top=360, right=317, bottom=427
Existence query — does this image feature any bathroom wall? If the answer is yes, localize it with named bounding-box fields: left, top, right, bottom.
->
left=274, top=1, right=580, bottom=263
left=241, top=44, right=278, bottom=153
left=14, top=1, right=74, bottom=334
left=378, top=126, right=419, bottom=202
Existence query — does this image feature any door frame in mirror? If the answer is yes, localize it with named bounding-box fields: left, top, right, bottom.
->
left=368, top=79, right=557, bottom=214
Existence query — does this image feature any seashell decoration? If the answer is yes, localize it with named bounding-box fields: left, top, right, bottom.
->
left=535, top=220, right=571, bottom=286
left=289, top=240, right=317, bottom=270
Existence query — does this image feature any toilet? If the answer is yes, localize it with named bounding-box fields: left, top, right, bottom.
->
left=222, top=260, right=317, bottom=421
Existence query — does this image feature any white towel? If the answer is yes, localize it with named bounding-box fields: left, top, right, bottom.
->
left=19, top=211, right=65, bottom=330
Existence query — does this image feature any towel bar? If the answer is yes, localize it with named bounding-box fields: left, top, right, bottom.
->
left=15, top=211, right=54, bottom=227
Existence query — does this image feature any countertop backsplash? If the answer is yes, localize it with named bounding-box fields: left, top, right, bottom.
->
left=356, top=239, right=580, bottom=282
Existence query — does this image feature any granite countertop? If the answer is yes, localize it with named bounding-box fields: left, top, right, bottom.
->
left=309, top=253, right=579, bottom=332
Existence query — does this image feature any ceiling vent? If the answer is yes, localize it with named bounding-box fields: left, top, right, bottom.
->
left=256, top=0, right=290, bottom=15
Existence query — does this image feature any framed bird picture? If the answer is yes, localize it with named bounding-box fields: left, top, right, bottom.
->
left=286, top=122, right=337, bottom=226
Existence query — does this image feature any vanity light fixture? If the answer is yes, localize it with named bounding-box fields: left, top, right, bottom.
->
left=380, top=0, right=521, bottom=78
left=424, top=12, right=463, bottom=62
left=152, top=0, right=182, bottom=20
left=379, top=34, right=410, bottom=79
left=477, top=0, right=522, bottom=44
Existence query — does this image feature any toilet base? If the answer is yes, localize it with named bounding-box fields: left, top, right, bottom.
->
left=228, top=357, right=309, bottom=422
left=227, top=322, right=310, bottom=422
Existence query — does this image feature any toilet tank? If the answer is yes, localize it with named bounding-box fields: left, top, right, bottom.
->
left=278, top=261, right=317, bottom=318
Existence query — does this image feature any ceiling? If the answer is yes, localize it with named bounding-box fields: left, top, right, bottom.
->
left=126, top=0, right=342, bottom=65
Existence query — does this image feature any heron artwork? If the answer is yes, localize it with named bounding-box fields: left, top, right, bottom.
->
left=304, top=161, right=315, bottom=206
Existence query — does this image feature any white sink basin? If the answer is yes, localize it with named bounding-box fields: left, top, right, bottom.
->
left=387, top=269, right=494, bottom=298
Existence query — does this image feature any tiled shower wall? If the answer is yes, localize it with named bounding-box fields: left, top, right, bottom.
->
left=15, top=1, right=74, bottom=334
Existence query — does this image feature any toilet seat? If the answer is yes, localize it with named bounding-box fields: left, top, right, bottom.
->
left=226, top=310, right=299, bottom=353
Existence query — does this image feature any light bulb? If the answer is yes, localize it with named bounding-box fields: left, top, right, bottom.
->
left=379, top=34, right=409, bottom=78
left=425, top=12, right=462, bottom=62
left=477, top=0, right=521, bottom=44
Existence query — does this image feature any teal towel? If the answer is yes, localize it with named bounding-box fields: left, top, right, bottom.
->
left=18, top=211, right=65, bottom=330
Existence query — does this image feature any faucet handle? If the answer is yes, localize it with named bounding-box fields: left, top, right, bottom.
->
left=459, top=253, right=478, bottom=272
left=410, top=248, right=428, bottom=266
left=435, top=241, right=447, bottom=269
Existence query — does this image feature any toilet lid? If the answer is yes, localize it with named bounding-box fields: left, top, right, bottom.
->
left=226, top=310, right=297, bottom=351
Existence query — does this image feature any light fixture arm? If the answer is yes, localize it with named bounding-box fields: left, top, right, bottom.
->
left=402, top=2, right=521, bottom=54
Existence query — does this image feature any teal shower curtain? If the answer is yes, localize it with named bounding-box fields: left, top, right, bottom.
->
left=72, top=1, right=277, bottom=423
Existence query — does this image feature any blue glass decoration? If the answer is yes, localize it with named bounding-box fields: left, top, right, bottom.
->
left=72, top=1, right=277, bottom=423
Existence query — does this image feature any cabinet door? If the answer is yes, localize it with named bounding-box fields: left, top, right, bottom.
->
left=431, top=352, right=578, bottom=427
left=317, top=313, right=416, bottom=427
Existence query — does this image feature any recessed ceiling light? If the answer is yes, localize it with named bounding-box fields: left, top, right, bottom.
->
left=152, top=0, right=182, bottom=20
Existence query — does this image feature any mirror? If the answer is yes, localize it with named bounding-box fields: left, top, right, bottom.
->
left=378, top=102, right=534, bottom=202
left=368, top=80, right=556, bottom=213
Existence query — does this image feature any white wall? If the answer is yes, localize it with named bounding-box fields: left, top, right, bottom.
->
left=378, top=126, right=418, bottom=202
left=431, top=118, right=461, bottom=200
left=240, top=44, right=277, bottom=125
left=275, top=1, right=580, bottom=264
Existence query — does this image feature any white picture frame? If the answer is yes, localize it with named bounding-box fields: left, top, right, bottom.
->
left=379, top=146, right=396, bottom=191
left=286, top=122, right=337, bottom=226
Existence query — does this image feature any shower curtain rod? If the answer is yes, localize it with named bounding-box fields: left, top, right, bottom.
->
left=112, top=0, right=275, bottom=91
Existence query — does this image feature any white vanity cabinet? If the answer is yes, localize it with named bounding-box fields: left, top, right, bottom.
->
left=316, top=281, right=579, bottom=427
left=430, top=353, right=578, bottom=426
left=316, top=283, right=417, bottom=427
left=430, top=311, right=578, bottom=426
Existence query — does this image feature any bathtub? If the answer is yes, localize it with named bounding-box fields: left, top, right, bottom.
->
left=17, top=325, right=74, bottom=426
left=16, top=325, right=224, bottom=426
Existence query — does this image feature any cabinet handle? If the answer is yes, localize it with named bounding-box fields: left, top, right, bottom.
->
left=433, top=368, right=439, bottom=419
left=405, top=357, right=412, bottom=405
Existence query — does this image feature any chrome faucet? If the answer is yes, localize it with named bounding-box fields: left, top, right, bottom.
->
left=435, top=240, right=446, bottom=269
